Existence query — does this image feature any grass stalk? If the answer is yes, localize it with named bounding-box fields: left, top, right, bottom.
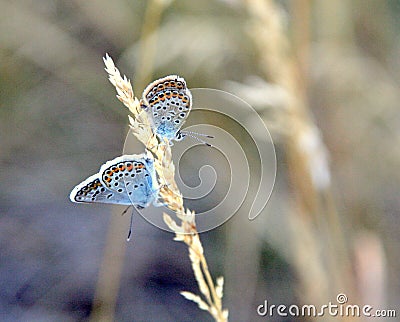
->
left=243, top=0, right=354, bottom=305
left=103, top=54, right=228, bottom=321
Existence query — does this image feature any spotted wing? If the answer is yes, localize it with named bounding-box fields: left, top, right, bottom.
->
left=69, top=173, right=131, bottom=205
left=141, top=75, right=192, bottom=140
left=99, top=155, right=158, bottom=208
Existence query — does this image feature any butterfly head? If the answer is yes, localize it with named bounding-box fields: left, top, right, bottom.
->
left=174, top=131, right=186, bottom=142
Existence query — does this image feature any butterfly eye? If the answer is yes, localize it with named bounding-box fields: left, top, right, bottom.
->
left=175, top=131, right=185, bottom=141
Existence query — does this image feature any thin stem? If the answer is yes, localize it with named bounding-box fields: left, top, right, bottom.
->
left=103, top=54, right=228, bottom=321
left=136, top=0, right=169, bottom=91
left=200, top=255, right=220, bottom=308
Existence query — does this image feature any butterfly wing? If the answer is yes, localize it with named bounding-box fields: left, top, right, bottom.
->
left=141, top=75, right=192, bottom=141
left=69, top=173, right=132, bottom=205
left=98, top=154, right=158, bottom=208
left=70, top=154, right=158, bottom=207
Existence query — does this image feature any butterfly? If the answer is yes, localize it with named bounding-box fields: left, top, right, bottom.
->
left=140, top=75, right=212, bottom=145
left=70, top=153, right=159, bottom=208
left=70, top=153, right=161, bottom=240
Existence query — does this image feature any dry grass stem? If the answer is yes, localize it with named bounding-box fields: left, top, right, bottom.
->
left=104, top=54, right=228, bottom=322
left=135, top=0, right=174, bottom=91
left=243, top=0, right=353, bottom=306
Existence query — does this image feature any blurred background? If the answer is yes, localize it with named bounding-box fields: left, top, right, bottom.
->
left=1, top=0, right=400, bottom=321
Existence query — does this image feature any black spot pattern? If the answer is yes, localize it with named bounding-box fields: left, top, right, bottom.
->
left=140, top=75, right=192, bottom=140
left=70, top=155, right=157, bottom=208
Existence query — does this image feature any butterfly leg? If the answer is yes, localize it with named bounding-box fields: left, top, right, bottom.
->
left=121, top=205, right=131, bottom=216
left=126, top=206, right=143, bottom=241
left=127, top=209, right=134, bottom=242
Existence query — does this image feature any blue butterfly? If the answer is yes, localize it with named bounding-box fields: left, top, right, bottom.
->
left=140, top=75, right=212, bottom=145
left=70, top=153, right=161, bottom=240
left=70, top=153, right=159, bottom=209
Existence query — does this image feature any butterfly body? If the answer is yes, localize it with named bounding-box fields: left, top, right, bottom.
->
left=70, top=154, right=158, bottom=208
left=141, top=75, right=192, bottom=141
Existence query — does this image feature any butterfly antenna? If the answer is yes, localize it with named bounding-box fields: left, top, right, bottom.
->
left=127, top=209, right=134, bottom=241
left=182, top=130, right=214, bottom=139
left=181, top=131, right=214, bottom=147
